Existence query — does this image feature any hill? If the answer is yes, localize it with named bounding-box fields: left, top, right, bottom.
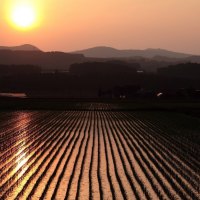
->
left=74, top=46, right=192, bottom=59
left=1, top=44, right=199, bottom=72
left=0, top=50, right=86, bottom=71
left=0, top=44, right=41, bottom=51
left=185, top=56, right=200, bottom=63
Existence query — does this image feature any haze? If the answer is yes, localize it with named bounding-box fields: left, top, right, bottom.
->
left=1, top=0, right=200, bottom=54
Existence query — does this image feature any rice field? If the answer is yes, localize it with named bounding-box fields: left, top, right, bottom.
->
left=0, top=105, right=200, bottom=200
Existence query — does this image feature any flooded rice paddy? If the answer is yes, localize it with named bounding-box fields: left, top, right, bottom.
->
left=0, top=109, right=199, bottom=200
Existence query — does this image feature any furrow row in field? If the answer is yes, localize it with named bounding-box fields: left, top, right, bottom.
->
left=51, top=111, right=88, bottom=199
left=101, top=112, right=136, bottom=200
left=134, top=112, right=200, bottom=161
left=105, top=112, right=167, bottom=200
left=127, top=113, right=200, bottom=192
left=0, top=111, right=46, bottom=145
left=117, top=112, right=199, bottom=199
left=103, top=112, right=151, bottom=200
left=0, top=112, right=67, bottom=182
left=0, top=111, right=37, bottom=136
left=0, top=112, right=63, bottom=169
left=0, top=112, right=76, bottom=199
left=24, top=112, right=83, bottom=200
left=118, top=115, right=192, bottom=199
left=128, top=113, right=200, bottom=182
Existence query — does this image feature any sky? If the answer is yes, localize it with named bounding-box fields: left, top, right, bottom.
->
left=1, top=0, right=200, bottom=54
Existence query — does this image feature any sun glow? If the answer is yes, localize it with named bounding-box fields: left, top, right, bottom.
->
left=10, top=3, right=37, bottom=30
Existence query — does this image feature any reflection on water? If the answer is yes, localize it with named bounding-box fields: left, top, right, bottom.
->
left=15, top=152, right=28, bottom=175
left=8, top=112, right=30, bottom=199
left=0, top=93, right=27, bottom=98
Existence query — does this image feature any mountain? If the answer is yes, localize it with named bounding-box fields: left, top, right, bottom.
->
left=0, top=50, right=86, bottom=71
left=74, top=46, right=193, bottom=59
left=186, top=56, right=200, bottom=63
left=1, top=44, right=198, bottom=72
left=0, top=44, right=41, bottom=51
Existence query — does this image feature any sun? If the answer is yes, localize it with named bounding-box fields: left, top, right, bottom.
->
left=10, top=4, right=37, bottom=30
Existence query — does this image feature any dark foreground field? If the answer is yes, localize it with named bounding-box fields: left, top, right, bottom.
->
left=0, top=104, right=200, bottom=200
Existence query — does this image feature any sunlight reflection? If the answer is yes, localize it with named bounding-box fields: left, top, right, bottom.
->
left=12, top=112, right=30, bottom=197
left=14, top=113, right=30, bottom=169
left=15, top=152, right=28, bottom=173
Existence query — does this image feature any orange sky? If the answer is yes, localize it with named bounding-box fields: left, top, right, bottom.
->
left=1, top=0, right=200, bottom=54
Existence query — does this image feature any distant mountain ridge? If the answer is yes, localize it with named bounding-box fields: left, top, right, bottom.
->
left=0, top=50, right=86, bottom=71
left=74, top=46, right=193, bottom=58
left=1, top=44, right=200, bottom=72
left=0, top=44, right=195, bottom=58
left=0, top=44, right=41, bottom=51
